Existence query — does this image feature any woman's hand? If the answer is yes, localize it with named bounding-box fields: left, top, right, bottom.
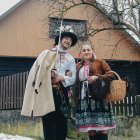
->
left=52, top=75, right=64, bottom=85
left=87, top=76, right=98, bottom=84
left=51, top=70, right=58, bottom=79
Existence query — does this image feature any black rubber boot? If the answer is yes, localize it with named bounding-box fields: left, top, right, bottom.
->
left=97, top=133, right=108, bottom=140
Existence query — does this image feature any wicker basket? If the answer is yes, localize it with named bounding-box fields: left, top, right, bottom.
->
left=105, top=71, right=126, bottom=102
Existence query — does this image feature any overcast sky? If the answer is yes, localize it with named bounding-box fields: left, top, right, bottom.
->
left=0, top=0, right=21, bottom=16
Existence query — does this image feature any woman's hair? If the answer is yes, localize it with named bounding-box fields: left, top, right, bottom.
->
left=80, top=40, right=95, bottom=51
left=79, top=40, right=96, bottom=61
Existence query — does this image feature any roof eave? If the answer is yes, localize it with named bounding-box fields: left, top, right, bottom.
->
left=0, top=0, right=26, bottom=20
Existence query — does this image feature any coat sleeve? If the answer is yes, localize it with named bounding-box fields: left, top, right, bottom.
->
left=97, top=60, right=115, bottom=81
left=25, top=59, right=38, bottom=90
left=90, top=60, right=114, bottom=99
left=34, top=50, right=57, bottom=91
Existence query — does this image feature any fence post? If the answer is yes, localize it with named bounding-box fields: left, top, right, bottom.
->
left=136, top=95, right=140, bottom=116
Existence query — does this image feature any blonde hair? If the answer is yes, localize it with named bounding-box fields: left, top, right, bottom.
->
left=79, top=40, right=96, bottom=59
left=80, top=40, right=95, bottom=53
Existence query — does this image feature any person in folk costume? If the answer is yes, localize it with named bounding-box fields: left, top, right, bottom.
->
left=43, top=26, right=78, bottom=140
left=21, top=25, right=78, bottom=140
left=75, top=41, right=116, bottom=140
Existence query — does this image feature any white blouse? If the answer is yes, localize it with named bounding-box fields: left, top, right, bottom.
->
left=78, top=64, right=90, bottom=99
left=79, top=64, right=89, bottom=82
left=53, top=45, right=76, bottom=87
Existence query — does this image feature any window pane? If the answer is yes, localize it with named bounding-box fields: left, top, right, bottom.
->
left=49, top=17, right=87, bottom=40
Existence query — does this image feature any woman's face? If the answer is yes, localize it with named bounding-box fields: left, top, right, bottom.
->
left=81, top=44, right=93, bottom=61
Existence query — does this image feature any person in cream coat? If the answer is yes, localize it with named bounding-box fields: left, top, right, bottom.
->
left=21, top=26, right=78, bottom=140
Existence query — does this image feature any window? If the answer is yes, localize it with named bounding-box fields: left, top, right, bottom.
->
left=49, top=17, right=87, bottom=40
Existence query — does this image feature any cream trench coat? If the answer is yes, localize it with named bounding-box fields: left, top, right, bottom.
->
left=21, top=49, right=58, bottom=116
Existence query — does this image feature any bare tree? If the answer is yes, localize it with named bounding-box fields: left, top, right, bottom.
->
left=97, top=0, right=140, bottom=39
left=35, top=0, right=140, bottom=46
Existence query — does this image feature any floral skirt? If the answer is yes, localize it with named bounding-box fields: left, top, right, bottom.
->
left=75, top=81, right=116, bottom=132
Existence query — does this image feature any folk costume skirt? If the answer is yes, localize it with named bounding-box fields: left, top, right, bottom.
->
left=75, top=81, right=116, bottom=132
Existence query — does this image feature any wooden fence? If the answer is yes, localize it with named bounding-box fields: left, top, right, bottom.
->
left=0, top=71, right=29, bottom=110
left=0, top=72, right=140, bottom=116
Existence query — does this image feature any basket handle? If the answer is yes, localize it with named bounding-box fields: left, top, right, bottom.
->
left=106, top=70, right=122, bottom=81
